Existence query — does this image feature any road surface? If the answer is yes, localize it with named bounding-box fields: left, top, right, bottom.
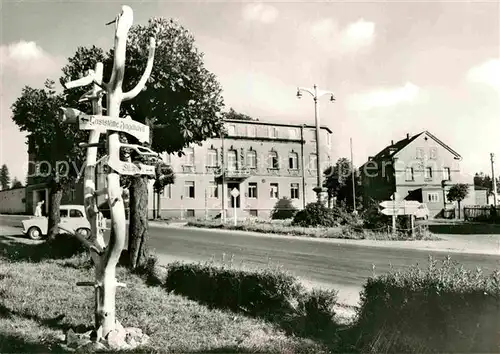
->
left=2, top=215, right=498, bottom=291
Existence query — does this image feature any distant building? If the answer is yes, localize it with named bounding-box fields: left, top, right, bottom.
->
left=148, top=119, right=333, bottom=219
left=360, top=131, right=475, bottom=218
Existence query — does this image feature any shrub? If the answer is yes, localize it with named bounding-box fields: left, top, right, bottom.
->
left=355, top=256, right=500, bottom=353
left=164, top=262, right=304, bottom=319
left=271, top=197, right=298, bottom=220
left=292, top=202, right=354, bottom=227
left=361, top=202, right=408, bottom=232
left=295, top=288, right=339, bottom=336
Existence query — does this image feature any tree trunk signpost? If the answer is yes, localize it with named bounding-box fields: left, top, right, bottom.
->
left=58, top=5, right=157, bottom=351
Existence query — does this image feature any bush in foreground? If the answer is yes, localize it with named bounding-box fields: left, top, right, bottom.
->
left=164, top=261, right=340, bottom=340
left=355, top=255, right=500, bottom=353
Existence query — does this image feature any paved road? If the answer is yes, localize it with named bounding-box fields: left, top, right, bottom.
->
left=3, top=215, right=498, bottom=291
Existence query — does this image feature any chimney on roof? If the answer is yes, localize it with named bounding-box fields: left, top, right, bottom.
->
left=406, top=133, right=410, bottom=139
left=391, top=140, right=394, bottom=145
left=368, top=156, right=374, bottom=161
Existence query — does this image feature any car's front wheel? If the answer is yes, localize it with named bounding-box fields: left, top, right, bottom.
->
left=75, top=228, right=91, bottom=240
left=27, top=226, right=43, bottom=240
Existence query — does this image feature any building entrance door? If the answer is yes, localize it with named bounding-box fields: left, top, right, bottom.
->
left=228, top=183, right=240, bottom=208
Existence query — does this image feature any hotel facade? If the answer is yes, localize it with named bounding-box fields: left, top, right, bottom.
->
left=148, top=119, right=333, bottom=219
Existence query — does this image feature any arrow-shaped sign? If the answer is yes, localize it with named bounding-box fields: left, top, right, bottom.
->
left=106, top=156, right=155, bottom=176
left=78, top=114, right=150, bottom=143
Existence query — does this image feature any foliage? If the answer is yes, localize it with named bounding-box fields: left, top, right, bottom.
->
left=446, top=183, right=469, bottom=203
left=292, top=202, right=355, bottom=227
left=0, top=164, right=10, bottom=190
left=153, top=162, right=175, bottom=193
left=223, top=107, right=257, bottom=121
left=10, top=178, right=23, bottom=189
left=474, top=172, right=499, bottom=194
left=271, top=197, right=298, bottom=220
left=324, top=158, right=363, bottom=210
left=355, top=256, right=500, bottom=353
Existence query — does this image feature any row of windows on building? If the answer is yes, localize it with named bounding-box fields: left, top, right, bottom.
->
left=163, top=181, right=302, bottom=200
left=225, top=124, right=331, bottom=145
left=166, top=148, right=324, bottom=171
left=405, top=167, right=451, bottom=181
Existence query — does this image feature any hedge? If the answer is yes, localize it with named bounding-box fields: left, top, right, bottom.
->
left=163, top=261, right=340, bottom=338
left=355, top=255, right=500, bottom=353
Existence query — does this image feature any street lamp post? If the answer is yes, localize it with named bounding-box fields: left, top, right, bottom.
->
left=296, top=84, right=335, bottom=204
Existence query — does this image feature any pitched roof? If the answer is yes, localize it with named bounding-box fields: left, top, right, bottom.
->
left=360, top=130, right=462, bottom=168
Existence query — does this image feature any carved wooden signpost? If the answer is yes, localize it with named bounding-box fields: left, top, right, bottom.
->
left=379, top=194, right=420, bottom=235
left=58, top=5, right=157, bottom=350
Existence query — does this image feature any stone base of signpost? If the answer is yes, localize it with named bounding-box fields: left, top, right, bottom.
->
left=61, top=321, right=149, bottom=352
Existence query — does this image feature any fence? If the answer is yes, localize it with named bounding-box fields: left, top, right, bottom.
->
left=463, top=205, right=499, bottom=222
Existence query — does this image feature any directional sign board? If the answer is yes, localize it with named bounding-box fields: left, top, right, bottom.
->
left=230, top=188, right=240, bottom=198
left=79, top=114, right=150, bottom=143
left=106, top=157, right=155, bottom=176
left=380, top=200, right=421, bottom=216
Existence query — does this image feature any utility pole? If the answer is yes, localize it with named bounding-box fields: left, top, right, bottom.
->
left=491, top=153, right=497, bottom=207
left=350, top=137, right=356, bottom=213
left=220, top=125, right=226, bottom=223
left=296, top=84, right=335, bottom=204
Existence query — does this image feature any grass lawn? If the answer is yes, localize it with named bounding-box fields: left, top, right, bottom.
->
left=0, top=235, right=328, bottom=353
left=186, top=219, right=438, bottom=241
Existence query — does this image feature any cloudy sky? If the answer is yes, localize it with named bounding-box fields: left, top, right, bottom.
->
left=1, top=0, right=499, bottom=184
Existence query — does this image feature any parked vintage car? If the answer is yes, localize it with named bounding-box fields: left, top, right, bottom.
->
left=21, top=204, right=91, bottom=240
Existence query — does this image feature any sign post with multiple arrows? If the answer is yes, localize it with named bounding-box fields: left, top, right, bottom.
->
left=379, top=193, right=421, bottom=234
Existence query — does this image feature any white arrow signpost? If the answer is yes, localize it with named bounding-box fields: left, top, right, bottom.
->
left=230, top=188, right=240, bottom=226
left=379, top=194, right=421, bottom=234
left=78, top=114, right=150, bottom=143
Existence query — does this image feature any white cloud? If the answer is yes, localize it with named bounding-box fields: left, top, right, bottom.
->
left=467, top=59, right=500, bottom=90
left=242, top=3, right=279, bottom=24
left=0, top=40, right=61, bottom=77
left=347, top=82, right=420, bottom=111
left=308, top=18, right=375, bottom=56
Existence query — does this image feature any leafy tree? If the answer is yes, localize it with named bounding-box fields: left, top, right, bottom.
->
left=474, top=172, right=499, bottom=194
left=11, top=80, right=87, bottom=240
left=11, top=178, right=23, bottom=189
left=447, top=183, right=470, bottom=219
left=223, top=107, right=257, bottom=121
left=271, top=197, right=297, bottom=220
left=0, top=164, right=10, bottom=190
left=323, top=158, right=352, bottom=208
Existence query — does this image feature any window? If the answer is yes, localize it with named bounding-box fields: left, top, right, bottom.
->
left=289, top=128, right=298, bottom=139
left=60, top=209, right=68, bottom=218
left=290, top=183, right=300, bottom=199
left=311, top=130, right=317, bottom=142
left=405, top=167, right=414, bottom=181
left=184, top=148, right=194, bottom=165
left=249, top=209, right=258, bottom=217
left=309, top=154, right=317, bottom=170
left=430, top=147, right=437, bottom=159
left=247, top=125, right=256, bottom=137
left=227, top=150, right=237, bottom=171
left=428, top=192, right=439, bottom=203
left=227, top=124, right=236, bottom=135
left=268, top=126, right=278, bottom=138
left=425, top=167, right=433, bottom=180
left=270, top=183, right=279, bottom=199
left=164, top=184, right=172, bottom=198
left=246, top=151, right=257, bottom=168
left=207, top=149, right=217, bottom=167
left=416, top=148, right=424, bottom=159
left=269, top=151, right=279, bottom=169
left=248, top=182, right=257, bottom=198
left=186, top=209, right=195, bottom=218
left=207, top=181, right=218, bottom=198
left=289, top=152, right=298, bottom=169
left=184, top=181, right=195, bottom=199
left=443, top=167, right=451, bottom=181
left=70, top=209, right=84, bottom=218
